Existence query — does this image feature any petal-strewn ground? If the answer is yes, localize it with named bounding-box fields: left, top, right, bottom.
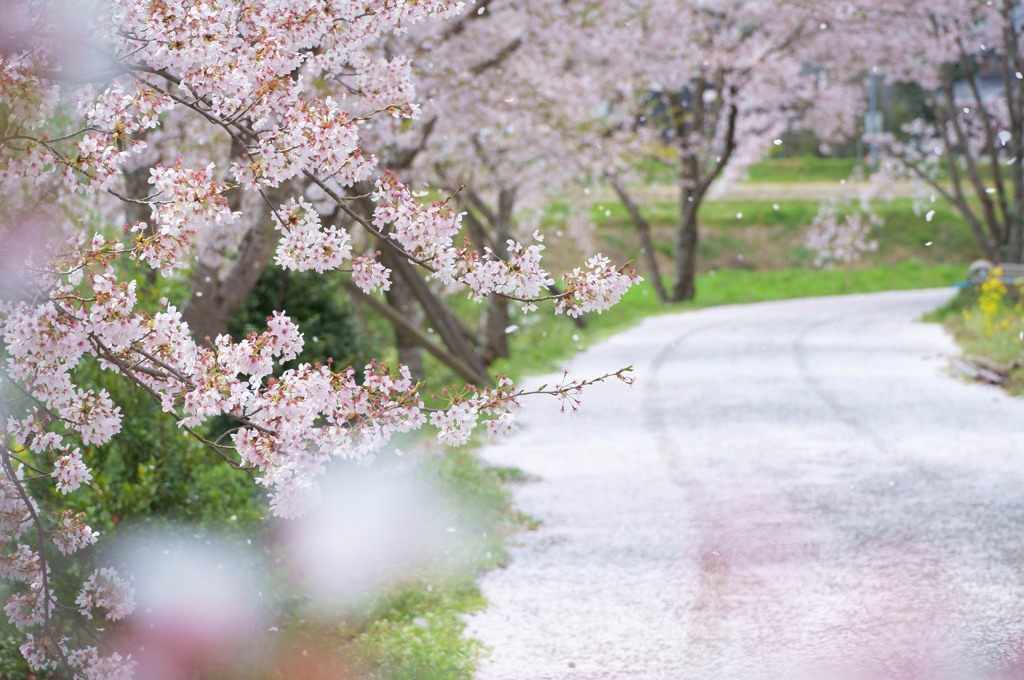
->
left=468, top=289, right=1024, bottom=680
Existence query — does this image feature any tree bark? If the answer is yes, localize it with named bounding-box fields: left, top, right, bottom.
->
left=381, top=246, right=491, bottom=385
left=671, top=193, right=700, bottom=303
left=941, top=72, right=1004, bottom=251
left=929, top=76, right=1001, bottom=261
left=181, top=179, right=291, bottom=343
left=611, top=180, right=668, bottom=304
left=382, top=262, right=426, bottom=382
left=670, top=152, right=701, bottom=303
left=666, top=83, right=738, bottom=303
left=122, top=162, right=156, bottom=284
left=483, top=290, right=510, bottom=366
left=343, top=282, right=490, bottom=385
left=337, top=181, right=491, bottom=385
left=483, top=188, right=515, bottom=364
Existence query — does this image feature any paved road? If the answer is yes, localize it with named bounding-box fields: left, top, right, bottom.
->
left=466, top=289, right=1024, bottom=680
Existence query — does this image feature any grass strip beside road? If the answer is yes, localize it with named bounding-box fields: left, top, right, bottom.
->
left=927, top=287, right=1024, bottom=395
left=275, top=450, right=532, bottom=680
left=493, top=261, right=964, bottom=380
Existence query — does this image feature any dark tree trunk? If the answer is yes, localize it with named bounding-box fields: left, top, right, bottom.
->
left=123, top=162, right=157, bottom=284
left=670, top=154, right=701, bottom=303
left=941, top=70, right=1005, bottom=255
left=381, top=246, right=491, bottom=385
left=347, top=184, right=484, bottom=386
left=383, top=264, right=426, bottom=382
left=483, top=188, right=516, bottom=364
left=483, top=294, right=510, bottom=366
left=666, top=86, right=737, bottom=303
left=179, top=137, right=292, bottom=343
left=181, top=178, right=291, bottom=343
left=345, top=281, right=485, bottom=386
left=671, top=198, right=700, bottom=303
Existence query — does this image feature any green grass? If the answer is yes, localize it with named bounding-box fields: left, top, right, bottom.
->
left=579, top=190, right=982, bottom=274
left=874, top=199, right=978, bottom=253
left=635, top=156, right=680, bottom=184
left=697, top=200, right=820, bottom=229
left=341, top=584, right=486, bottom=679
left=643, top=151, right=1014, bottom=188
left=585, top=193, right=981, bottom=274
left=490, top=261, right=963, bottom=381
left=688, top=261, right=961, bottom=306
left=332, top=449, right=522, bottom=679
left=637, top=155, right=861, bottom=185
left=596, top=195, right=971, bottom=239
left=700, top=196, right=967, bottom=234
left=927, top=288, right=1024, bottom=394
left=745, top=156, right=861, bottom=183
left=215, top=449, right=530, bottom=679
left=590, top=198, right=817, bottom=231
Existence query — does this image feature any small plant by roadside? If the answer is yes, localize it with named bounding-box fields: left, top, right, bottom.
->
left=929, top=273, right=1024, bottom=393
left=968, top=270, right=1024, bottom=337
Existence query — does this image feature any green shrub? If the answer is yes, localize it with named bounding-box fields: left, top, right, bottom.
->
left=230, top=266, right=370, bottom=374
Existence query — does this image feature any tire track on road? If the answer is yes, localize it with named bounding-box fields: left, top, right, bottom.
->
left=642, top=320, right=727, bottom=464
left=637, top=305, right=922, bottom=678
left=639, top=316, right=832, bottom=679
left=791, top=311, right=894, bottom=457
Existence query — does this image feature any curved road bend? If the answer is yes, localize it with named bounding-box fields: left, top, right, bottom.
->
left=466, top=289, right=1024, bottom=680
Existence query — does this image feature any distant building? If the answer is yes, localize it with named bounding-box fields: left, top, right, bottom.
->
left=952, top=4, right=1024, bottom=103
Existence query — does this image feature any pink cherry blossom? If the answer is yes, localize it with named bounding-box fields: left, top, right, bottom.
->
left=52, top=511, right=100, bottom=556
left=76, top=567, right=136, bottom=622
left=0, top=1, right=645, bottom=675
left=52, top=449, right=94, bottom=495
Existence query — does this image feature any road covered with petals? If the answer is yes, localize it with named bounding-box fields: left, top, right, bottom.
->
left=467, top=289, right=1024, bottom=680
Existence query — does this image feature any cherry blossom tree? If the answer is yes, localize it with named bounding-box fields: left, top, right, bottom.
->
left=805, top=201, right=882, bottom=269
left=561, top=0, right=839, bottom=303
left=360, top=0, right=605, bottom=367
left=828, top=0, right=1024, bottom=264
left=0, top=1, right=638, bottom=675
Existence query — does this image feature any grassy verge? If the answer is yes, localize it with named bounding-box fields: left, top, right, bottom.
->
left=584, top=195, right=981, bottom=272
left=246, top=449, right=532, bottom=680
left=332, top=450, right=533, bottom=680
left=491, top=261, right=963, bottom=380
left=638, top=155, right=861, bottom=184
left=745, top=156, right=861, bottom=183
left=926, top=284, right=1024, bottom=395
